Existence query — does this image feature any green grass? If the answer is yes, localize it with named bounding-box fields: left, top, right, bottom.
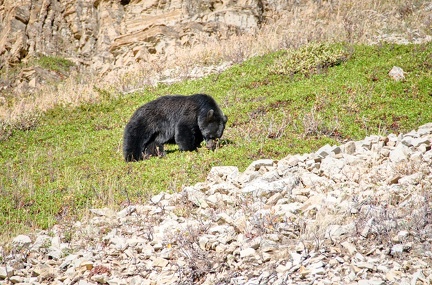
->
left=36, top=55, right=74, bottom=73
left=1, top=42, right=431, bottom=241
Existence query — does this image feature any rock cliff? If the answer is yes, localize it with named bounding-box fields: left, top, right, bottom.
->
left=1, top=0, right=431, bottom=103
left=0, top=0, right=284, bottom=73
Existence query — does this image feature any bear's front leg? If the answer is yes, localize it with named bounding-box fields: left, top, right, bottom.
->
left=145, top=142, right=166, bottom=158
left=123, top=136, right=145, bottom=161
left=175, top=124, right=199, bottom=152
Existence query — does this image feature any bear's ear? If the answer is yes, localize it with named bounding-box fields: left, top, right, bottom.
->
left=206, top=109, right=215, bottom=120
left=223, top=115, right=228, bottom=123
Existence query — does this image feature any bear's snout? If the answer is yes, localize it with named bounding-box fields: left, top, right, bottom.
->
left=206, top=139, right=217, bottom=150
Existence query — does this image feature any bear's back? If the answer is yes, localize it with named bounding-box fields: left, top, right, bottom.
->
left=141, top=95, right=198, bottom=120
left=146, top=94, right=219, bottom=119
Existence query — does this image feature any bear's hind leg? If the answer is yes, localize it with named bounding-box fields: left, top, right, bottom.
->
left=123, top=129, right=156, bottom=161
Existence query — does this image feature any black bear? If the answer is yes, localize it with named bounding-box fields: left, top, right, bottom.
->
left=123, top=94, right=228, bottom=162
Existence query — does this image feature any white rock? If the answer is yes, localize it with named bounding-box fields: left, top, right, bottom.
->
left=360, top=217, right=374, bottom=237
left=247, top=159, right=275, bottom=171
left=127, top=237, right=147, bottom=247
left=391, top=244, right=405, bottom=255
left=308, top=261, right=325, bottom=275
left=261, top=240, right=278, bottom=253
left=31, top=234, right=51, bottom=251
left=217, top=212, right=234, bottom=224
left=199, top=236, right=210, bottom=250
left=418, top=123, right=432, bottom=135
left=151, top=193, right=165, bottom=204
left=60, top=254, right=80, bottom=269
left=110, top=236, right=128, bottom=251
left=397, top=230, right=409, bottom=240
left=291, top=252, right=303, bottom=265
left=0, top=266, right=14, bottom=279
left=240, top=247, right=256, bottom=258
left=108, top=277, right=128, bottom=285
left=91, top=274, right=109, bottom=283
left=274, top=202, right=303, bottom=215
left=33, top=263, right=55, bottom=279
left=184, top=186, right=209, bottom=208
left=90, top=207, right=116, bottom=217
left=385, top=270, right=401, bottom=282
left=301, top=172, right=329, bottom=187
left=208, top=225, right=233, bottom=235
left=358, top=279, right=385, bottom=285
left=355, top=262, right=375, bottom=270
left=266, top=192, right=283, bottom=205
left=129, top=276, right=150, bottom=285
left=320, top=156, right=345, bottom=179
left=152, top=257, right=169, bottom=267
left=398, top=172, right=422, bottom=185
left=389, top=143, right=411, bottom=163
left=341, top=241, right=357, bottom=255
left=316, top=144, right=332, bottom=158
left=344, top=141, right=356, bottom=154
left=48, top=248, right=63, bottom=260
left=12, top=234, right=32, bottom=248
left=278, top=155, right=300, bottom=170
left=77, top=280, right=94, bottom=285
left=388, top=66, right=405, bottom=81
left=207, top=166, right=239, bottom=182
left=8, top=276, right=24, bottom=283
left=117, top=205, right=136, bottom=218
left=275, top=263, right=291, bottom=273
left=3, top=124, right=432, bottom=285
left=411, top=270, right=427, bottom=285
left=325, top=223, right=355, bottom=240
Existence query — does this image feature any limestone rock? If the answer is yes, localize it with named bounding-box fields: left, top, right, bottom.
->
left=0, top=266, right=14, bottom=279
left=12, top=235, right=32, bottom=249
left=388, top=66, right=405, bottom=81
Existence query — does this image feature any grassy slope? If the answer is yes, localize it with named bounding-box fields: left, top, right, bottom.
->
left=0, top=43, right=431, bottom=241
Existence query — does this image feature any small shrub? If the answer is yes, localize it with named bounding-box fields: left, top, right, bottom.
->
left=36, top=56, right=74, bottom=74
left=269, top=43, right=350, bottom=76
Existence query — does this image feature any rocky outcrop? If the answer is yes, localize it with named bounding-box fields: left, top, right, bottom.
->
left=1, top=0, right=431, bottom=99
left=0, top=0, right=289, bottom=97
left=0, top=0, right=278, bottom=72
left=2, top=123, right=432, bottom=284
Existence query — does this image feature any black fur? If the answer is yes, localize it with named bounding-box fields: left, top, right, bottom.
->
left=123, top=94, right=228, bottom=162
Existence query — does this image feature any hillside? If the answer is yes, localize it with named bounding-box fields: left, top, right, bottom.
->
left=1, top=0, right=431, bottom=126
left=2, top=120, right=432, bottom=284
left=0, top=0, right=432, bottom=284
left=0, top=41, right=432, bottom=285
left=1, top=42, right=431, bottom=240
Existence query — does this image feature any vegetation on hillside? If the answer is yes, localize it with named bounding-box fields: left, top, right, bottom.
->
left=0, top=42, right=431, bottom=242
left=1, top=0, right=431, bottom=129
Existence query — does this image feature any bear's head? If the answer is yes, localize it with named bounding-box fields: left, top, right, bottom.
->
left=199, top=109, right=228, bottom=150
